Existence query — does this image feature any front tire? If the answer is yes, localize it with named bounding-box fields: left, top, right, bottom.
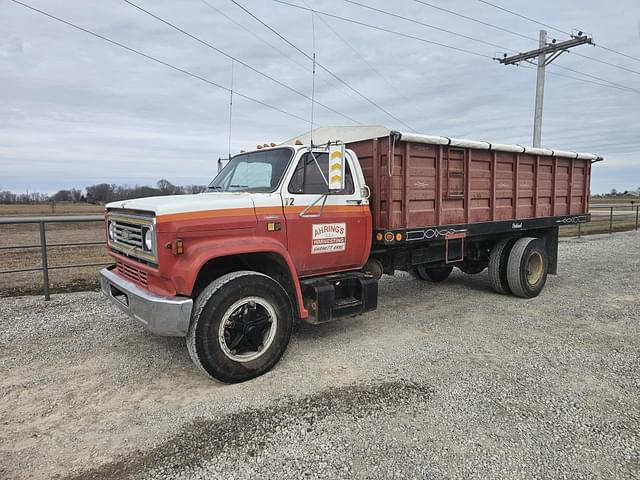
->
left=507, top=237, right=548, bottom=298
left=187, top=271, right=293, bottom=383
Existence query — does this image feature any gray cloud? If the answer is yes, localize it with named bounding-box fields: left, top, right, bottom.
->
left=0, top=0, right=638, bottom=194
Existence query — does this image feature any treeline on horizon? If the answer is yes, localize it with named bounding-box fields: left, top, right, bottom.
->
left=0, top=179, right=207, bottom=205
left=0, top=183, right=638, bottom=205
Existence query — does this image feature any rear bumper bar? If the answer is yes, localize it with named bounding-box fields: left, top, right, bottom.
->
left=99, top=266, right=192, bottom=337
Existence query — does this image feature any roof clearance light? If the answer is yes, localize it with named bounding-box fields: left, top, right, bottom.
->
left=256, top=144, right=263, bottom=149
left=295, top=139, right=303, bottom=145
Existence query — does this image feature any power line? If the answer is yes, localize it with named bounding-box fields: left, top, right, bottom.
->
left=476, top=0, right=640, bottom=74
left=341, top=0, right=510, bottom=52
left=8, top=0, right=310, bottom=123
left=306, top=3, right=415, bottom=107
left=477, top=0, right=570, bottom=36
left=197, top=0, right=311, bottom=72
left=596, top=44, right=640, bottom=64
left=571, top=51, right=640, bottom=76
left=411, top=0, right=536, bottom=42
left=521, top=64, right=639, bottom=94
left=230, top=0, right=417, bottom=131
left=122, top=0, right=360, bottom=124
left=550, top=64, right=640, bottom=93
left=279, top=1, right=638, bottom=94
left=273, top=0, right=491, bottom=59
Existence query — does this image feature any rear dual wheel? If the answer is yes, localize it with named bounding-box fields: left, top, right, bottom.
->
left=412, top=264, right=453, bottom=282
left=489, top=237, right=548, bottom=298
left=507, top=237, right=548, bottom=298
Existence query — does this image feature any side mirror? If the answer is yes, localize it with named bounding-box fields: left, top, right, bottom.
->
left=328, top=143, right=346, bottom=191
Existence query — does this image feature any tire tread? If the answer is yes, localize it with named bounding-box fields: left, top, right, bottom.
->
left=186, top=270, right=278, bottom=382
left=488, top=237, right=514, bottom=294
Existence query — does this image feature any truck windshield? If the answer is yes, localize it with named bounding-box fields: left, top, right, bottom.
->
left=207, top=148, right=293, bottom=193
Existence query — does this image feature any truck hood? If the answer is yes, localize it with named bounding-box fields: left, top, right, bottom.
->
left=106, top=192, right=256, bottom=217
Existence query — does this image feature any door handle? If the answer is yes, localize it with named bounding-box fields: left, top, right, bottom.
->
left=346, top=199, right=362, bottom=204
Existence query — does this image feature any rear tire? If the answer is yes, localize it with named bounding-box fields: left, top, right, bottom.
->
left=488, top=237, right=516, bottom=294
left=413, top=264, right=453, bottom=282
left=187, top=271, right=293, bottom=383
left=458, top=262, right=486, bottom=275
left=507, top=237, right=548, bottom=298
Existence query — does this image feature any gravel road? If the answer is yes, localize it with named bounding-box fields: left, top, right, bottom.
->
left=1, top=231, right=638, bottom=479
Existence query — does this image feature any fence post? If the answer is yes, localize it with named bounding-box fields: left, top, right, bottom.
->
left=636, top=205, right=639, bottom=231
left=609, top=207, right=613, bottom=234
left=39, top=221, right=50, bottom=301
left=577, top=222, right=581, bottom=238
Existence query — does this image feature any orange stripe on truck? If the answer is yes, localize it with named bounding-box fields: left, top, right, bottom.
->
left=156, top=205, right=368, bottom=223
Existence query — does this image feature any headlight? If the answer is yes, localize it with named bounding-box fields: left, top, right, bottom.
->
left=108, top=221, right=115, bottom=241
left=144, top=226, right=154, bottom=251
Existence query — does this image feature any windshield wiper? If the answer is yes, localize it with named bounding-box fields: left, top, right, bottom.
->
left=207, top=185, right=223, bottom=191
left=229, top=184, right=248, bottom=188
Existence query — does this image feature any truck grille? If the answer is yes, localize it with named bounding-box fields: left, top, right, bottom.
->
left=107, top=212, right=156, bottom=264
left=113, top=220, right=144, bottom=249
left=116, top=260, right=148, bottom=287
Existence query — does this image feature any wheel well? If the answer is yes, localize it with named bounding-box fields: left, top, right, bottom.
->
left=192, top=253, right=299, bottom=315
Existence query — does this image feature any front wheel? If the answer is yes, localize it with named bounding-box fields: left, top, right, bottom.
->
left=187, top=271, right=293, bottom=383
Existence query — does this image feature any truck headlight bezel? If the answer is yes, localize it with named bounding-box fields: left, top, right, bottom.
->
left=143, top=225, right=154, bottom=252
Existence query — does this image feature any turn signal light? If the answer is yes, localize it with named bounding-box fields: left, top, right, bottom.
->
left=172, top=238, right=184, bottom=256
left=395, top=233, right=403, bottom=241
left=375, top=232, right=383, bottom=241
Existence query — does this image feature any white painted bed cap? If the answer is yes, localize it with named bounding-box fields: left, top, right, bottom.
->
left=393, top=131, right=601, bottom=161
left=280, top=126, right=602, bottom=161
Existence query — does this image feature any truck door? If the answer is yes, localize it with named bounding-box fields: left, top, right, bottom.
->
left=282, top=150, right=371, bottom=277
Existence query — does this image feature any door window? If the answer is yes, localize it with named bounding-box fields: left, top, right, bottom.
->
left=288, top=152, right=355, bottom=195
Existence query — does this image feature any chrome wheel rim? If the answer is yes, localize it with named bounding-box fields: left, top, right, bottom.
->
left=218, top=296, right=277, bottom=363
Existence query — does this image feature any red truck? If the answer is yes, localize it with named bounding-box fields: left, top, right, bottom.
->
left=100, top=126, right=600, bottom=383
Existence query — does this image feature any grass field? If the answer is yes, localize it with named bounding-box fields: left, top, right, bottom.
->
left=0, top=201, right=104, bottom=216
left=0, top=199, right=637, bottom=297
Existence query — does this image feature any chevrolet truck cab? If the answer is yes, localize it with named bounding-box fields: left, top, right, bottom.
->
left=101, top=142, right=376, bottom=383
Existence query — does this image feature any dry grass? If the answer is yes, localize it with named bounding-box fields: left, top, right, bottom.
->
left=0, top=221, right=108, bottom=296
left=0, top=202, right=104, bottom=216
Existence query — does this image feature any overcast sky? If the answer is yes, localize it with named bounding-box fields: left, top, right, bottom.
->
left=1, top=0, right=639, bottom=194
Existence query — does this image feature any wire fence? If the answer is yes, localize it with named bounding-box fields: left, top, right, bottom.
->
left=0, top=215, right=107, bottom=300
left=0, top=204, right=638, bottom=301
left=561, top=204, right=640, bottom=237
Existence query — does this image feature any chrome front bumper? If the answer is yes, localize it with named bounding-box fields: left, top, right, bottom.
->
left=100, top=266, right=193, bottom=337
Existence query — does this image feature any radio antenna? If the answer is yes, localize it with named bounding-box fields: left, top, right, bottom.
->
left=309, top=10, right=316, bottom=147
left=227, top=60, right=234, bottom=160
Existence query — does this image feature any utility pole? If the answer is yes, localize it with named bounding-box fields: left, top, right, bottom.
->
left=496, top=31, right=594, bottom=147
left=533, top=30, right=546, bottom=148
